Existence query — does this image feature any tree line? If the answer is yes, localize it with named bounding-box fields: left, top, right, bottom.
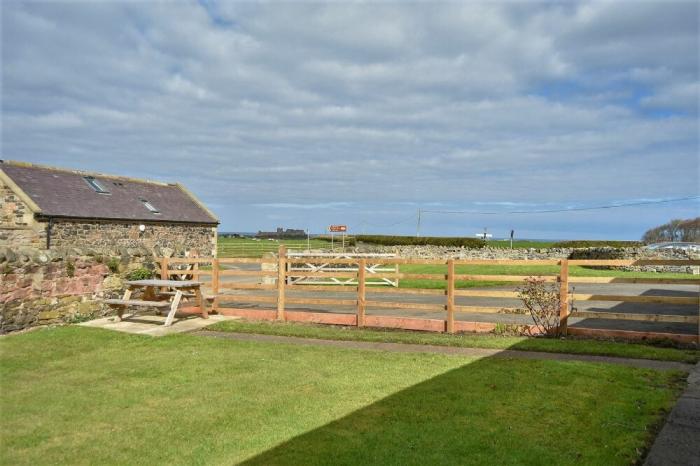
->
left=642, top=217, right=699, bottom=243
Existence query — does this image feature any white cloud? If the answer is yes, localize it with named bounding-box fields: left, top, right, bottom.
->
left=34, top=111, right=84, bottom=128
left=641, top=81, right=700, bottom=112
left=1, top=1, right=698, bottom=237
left=164, top=74, right=212, bottom=100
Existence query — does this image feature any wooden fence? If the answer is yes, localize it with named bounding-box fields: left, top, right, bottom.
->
left=159, top=247, right=700, bottom=344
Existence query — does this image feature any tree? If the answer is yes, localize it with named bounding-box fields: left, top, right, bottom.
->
left=642, top=217, right=700, bottom=243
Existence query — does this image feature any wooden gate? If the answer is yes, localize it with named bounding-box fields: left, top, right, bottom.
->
left=287, top=252, right=399, bottom=287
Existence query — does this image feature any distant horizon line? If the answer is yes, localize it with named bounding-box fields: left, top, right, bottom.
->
left=217, top=232, right=645, bottom=242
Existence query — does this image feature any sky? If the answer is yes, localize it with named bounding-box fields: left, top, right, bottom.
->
left=2, top=1, right=699, bottom=240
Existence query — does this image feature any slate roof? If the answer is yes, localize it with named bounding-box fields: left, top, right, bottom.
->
left=0, top=161, right=218, bottom=224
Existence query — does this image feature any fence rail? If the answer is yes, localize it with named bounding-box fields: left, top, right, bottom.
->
left=158, top=249, right=700, bottom=344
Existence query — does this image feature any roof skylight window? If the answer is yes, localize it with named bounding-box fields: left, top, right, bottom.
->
left=83, top=176, right=109, bottom=194
left=141, top=199, right=160, bottom=214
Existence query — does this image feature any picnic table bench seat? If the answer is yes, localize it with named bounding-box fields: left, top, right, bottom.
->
left=104, top=279, right=208, bottom=327
left=157, top=290, right=196, bottom=298
left=103, top=299, right=171, bottom=307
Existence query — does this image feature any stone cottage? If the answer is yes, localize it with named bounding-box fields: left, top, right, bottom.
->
left=0, top=160, right=219, bottom=257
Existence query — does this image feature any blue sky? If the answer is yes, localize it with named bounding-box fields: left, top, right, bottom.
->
left=2, top=1, right=698, bottom=239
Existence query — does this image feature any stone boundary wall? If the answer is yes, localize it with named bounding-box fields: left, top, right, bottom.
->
left=0, top=246, right=169, bottom=334
left=351, top=245, right=699, bottom=273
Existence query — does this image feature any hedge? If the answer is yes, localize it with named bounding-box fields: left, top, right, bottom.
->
left=356, top=235, right=486, bottom=248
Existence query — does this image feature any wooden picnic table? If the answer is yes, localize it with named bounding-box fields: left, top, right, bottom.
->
left=105, top=279, right=207, bottom=327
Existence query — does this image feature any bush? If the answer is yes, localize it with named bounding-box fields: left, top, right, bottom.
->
left=356, top=235, right=486, bottom=248
left=127, top=268, right=153, bottom=281
left=517, top=277, right=563, bottom=336
left=65, top=260, right=75, bottom=278
left=551, top=240, right=642, bottom=248
left=106, top=257, right=120, bottom=274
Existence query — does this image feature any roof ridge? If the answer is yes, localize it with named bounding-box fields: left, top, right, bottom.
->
left=0, top=159, right=173, bottom=187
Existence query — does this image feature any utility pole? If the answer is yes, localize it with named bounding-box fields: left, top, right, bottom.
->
left=307, top=228, right=310, bottom=252
left=416, top=208, right=422, bottom=237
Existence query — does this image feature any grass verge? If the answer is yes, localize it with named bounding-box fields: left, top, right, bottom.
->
left=0, top=326, right=687, bottom=465
left=208, top=319, right=699, bottom=363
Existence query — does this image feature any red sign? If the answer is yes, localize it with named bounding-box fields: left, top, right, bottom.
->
left=329, top=225, right=347, bottom=232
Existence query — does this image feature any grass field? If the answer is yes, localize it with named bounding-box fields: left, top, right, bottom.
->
left=398, top=263, right=696, bottom=289
left=218, top=236, right=335, bottom=257
left=209, top=320, right=699, bottom=363
left=0, top=326, right=686, bottom=465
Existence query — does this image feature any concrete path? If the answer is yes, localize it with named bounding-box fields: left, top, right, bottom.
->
left=644, top=362, right=700, bottom=466
left=80, top=314, right=238, bottom=337
left=193, top=330, right=693, bottom=372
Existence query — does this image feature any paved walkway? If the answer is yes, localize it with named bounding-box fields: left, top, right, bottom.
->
left=80, top=314, right=238, bottom=337
left=644, top=362, right=700, bottom=466
left=194, top=330, right=693, bottom=372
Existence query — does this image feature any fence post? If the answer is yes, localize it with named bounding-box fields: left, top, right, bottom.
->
left=357, top=259, right=366, bottom=327
left=160, top=257, right=169, bottom=280
left=446, top=259, right=455, bottom=333
left=212, top=258, right=220, bottom=295
left=559, top=259, right=569, bottom=336
left=277, top=245, right=287, bottom=321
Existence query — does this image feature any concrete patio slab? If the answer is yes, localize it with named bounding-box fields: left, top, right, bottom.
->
left=644, top=362, right=700, bottom=466
left=79, top=313, right=238, bottom=337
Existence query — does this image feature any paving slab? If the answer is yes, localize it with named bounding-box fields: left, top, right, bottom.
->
left=644, top=362, right=700, bottom=466
left=79, top=314, right=238, bottom=337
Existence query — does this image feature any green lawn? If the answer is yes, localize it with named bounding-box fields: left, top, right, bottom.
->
left=398, top=263, right=697, bottom=289
left=208, top=319, right=699, bottom=363
left=0, top=326, right=686, bottom=465
left=218, top=236, right=335, bottom=257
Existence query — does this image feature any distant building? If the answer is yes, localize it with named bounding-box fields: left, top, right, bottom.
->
left=0, top=160, right=219, bottom=257
left=256, top=227, right=306, bottom=239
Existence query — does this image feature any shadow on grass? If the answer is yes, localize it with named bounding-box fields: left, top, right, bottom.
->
left=239, top=348, right=679, bottom=466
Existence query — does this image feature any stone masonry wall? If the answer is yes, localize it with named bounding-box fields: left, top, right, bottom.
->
left=351, top=244, right=699, bottom=273
left=48, top=220, right=217, bottom=258
left=0, top=247, right=129, bottom=333
left=0, top=177, right=44, bottom=249
left=0, top=243, right=171, bottom=333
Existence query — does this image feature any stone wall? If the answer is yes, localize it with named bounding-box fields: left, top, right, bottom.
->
left=0, top=247, right=135, bottom=333
left=351, top=244, right=699, bottom=273
left=47, top=220, right=217, bottom=258
left=0, top=177, right=44, bottom=248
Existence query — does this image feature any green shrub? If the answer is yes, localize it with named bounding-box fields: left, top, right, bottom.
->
left=106, top=257, right=120, bottom=274
left=66, top=312, right=94, bottom=324
left=65, top=260, right=75, bottom=278
left=127, top=268, right=154, bottom=281
left=552, top=240, right=642, bottom=248
left=356, top=235, right=486, bottom=248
